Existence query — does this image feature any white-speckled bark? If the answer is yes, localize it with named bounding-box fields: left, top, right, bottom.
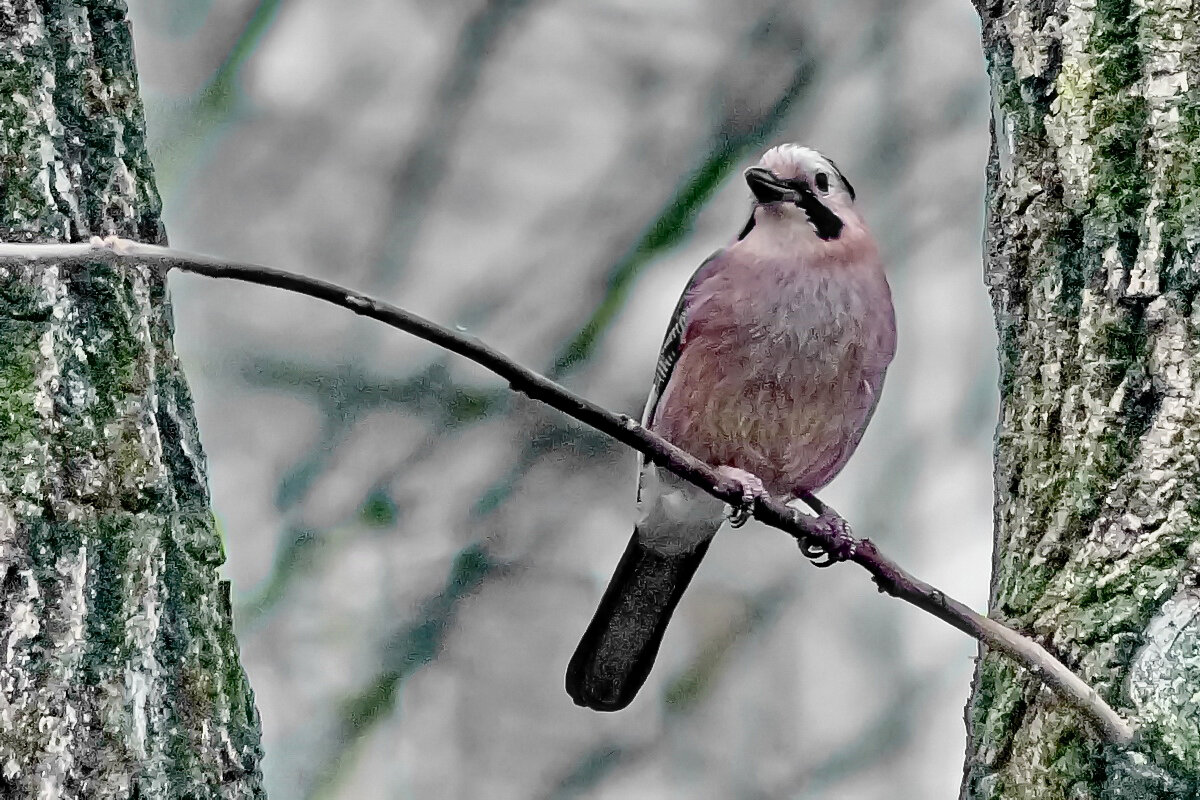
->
left=0, top=1, right=265, bottom=797
left=965, top=0, right=1200, bottom=797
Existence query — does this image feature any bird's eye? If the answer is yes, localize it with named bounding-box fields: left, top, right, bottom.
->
left=814, top=172, right=830, bottom=193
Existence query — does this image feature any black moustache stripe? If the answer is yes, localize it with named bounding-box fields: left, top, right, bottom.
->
left=794, top=183, right=844, bottom=241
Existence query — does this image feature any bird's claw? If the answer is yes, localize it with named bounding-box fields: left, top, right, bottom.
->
left=716, top=467, right=768, bottom=528
left=799, top=511, right=856, bottom=567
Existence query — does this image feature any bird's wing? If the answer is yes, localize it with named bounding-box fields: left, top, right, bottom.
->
left=638, top=255, right=720, bottom=431
left=636, top=251, right=724, bottom=499
left=639, top=291, right=687, bottom=428
left=640, top=251, right=723, bottom=428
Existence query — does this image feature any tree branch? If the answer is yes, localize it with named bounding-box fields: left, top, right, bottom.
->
left=0, top=236, right=1136, bottom=746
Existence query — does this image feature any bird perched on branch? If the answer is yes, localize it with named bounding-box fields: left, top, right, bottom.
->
left=566, top=144, right=896, bottom=711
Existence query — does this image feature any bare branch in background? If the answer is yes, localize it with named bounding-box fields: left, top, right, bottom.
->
left=147, top=0, right=287, bottom=186
left=1, top=237, right=1136, bottom=746
left=366, top=0, right=544, bottom=286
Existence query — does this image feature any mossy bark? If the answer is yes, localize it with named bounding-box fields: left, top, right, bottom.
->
left=965, top=0, right=1200, bottom=797
left=0, top=1, right=265, bottom=797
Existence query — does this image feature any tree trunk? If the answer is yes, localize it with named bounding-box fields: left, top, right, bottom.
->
left=964, top=0, right=1200, bottom=797
left=0, top=2, right=265, bottom=797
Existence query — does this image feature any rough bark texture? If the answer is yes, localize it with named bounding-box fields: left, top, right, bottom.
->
left=965, top=0, right=1200, bottom=797
left=0, top=1, right=265, bottom=797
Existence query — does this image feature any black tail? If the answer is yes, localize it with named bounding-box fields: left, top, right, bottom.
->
left=565, top=530, right=711, bottom=711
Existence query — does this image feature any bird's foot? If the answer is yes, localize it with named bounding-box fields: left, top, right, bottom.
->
left=798, top=510, right=857, bottom=567
left=716, top=466, right=768, bottom=528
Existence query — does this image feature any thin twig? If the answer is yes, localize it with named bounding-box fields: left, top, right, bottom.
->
left=0, top=236, right=1136, bottom=746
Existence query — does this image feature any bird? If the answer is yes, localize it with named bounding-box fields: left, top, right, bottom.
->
left=565, top=144, right=897, bottom=712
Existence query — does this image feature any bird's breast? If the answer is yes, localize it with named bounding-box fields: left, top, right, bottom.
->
left=652, top=261, right=894, bottom=496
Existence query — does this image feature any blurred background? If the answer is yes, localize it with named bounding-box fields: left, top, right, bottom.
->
left=124, top=0, right=997, bottom=797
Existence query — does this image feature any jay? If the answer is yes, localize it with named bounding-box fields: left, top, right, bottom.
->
left=566, top=144, right=897, bottom=711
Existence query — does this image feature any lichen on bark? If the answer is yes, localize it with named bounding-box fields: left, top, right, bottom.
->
left=965, top=0, right=1200, bottom=797
left=0, top=1, right=264, bottom=797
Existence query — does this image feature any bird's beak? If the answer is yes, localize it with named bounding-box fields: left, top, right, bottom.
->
left=744, top=167, right=801, bottom=205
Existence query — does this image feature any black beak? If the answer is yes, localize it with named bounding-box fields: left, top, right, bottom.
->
left=744, top=167, right=801, bottom=205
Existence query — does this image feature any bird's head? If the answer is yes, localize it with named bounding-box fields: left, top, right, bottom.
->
left=741, top=144, right=857, bottom=242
